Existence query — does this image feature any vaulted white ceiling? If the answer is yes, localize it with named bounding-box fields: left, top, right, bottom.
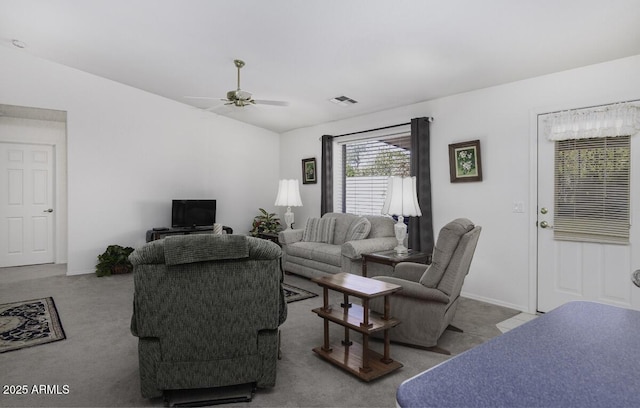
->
left=1, top=0, right=640, bottom=133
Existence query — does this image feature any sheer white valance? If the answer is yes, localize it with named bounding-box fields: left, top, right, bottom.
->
left=544, top=103, right=640, bottom=141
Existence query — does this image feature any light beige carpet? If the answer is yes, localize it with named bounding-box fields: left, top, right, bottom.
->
left=0, top=265, right=519, bottom=407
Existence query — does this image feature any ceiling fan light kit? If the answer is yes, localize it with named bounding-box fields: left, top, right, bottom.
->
left=225, top=90, right=254, bottom=107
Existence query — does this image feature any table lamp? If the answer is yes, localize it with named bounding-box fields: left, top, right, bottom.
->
left=274, top=179, right=303, bottom=229
left=382, top=176, right=422, bottom=255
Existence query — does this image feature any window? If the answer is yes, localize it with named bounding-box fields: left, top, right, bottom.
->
left=554, top=136, right=630, bottom=244
left=333, top=131, right=411, bottom=215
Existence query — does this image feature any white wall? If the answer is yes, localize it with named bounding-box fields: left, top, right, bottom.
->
left=280, top=54, right=640, bottom=312
left=0, top=45, right=280, bottom=275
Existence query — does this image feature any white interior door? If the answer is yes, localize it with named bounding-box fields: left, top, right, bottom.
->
left=0, top=142, right=55, bottom=267
left=537, top=115, right=640, bottom=312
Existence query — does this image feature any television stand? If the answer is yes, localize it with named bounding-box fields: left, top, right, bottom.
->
left=146, top=226, right=233, bottom=242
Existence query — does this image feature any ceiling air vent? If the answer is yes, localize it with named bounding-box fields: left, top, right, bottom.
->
left=329, top=95, right=358, bottom=106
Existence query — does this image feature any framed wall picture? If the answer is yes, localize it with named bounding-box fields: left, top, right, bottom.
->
left=449, top=140, right=482, bottom=183
left=302, top=158, right=317, bottom=184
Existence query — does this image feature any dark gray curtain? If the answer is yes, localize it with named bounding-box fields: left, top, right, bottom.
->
left=408, top=117, right=434, bottom=254
left=320, top=135, right=334, bottom=215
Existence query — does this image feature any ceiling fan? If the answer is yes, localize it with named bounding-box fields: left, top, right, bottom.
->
left=186, top=59, right=288, bottom=109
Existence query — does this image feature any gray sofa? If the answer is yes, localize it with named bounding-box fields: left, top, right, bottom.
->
left=279, top=212, right=397, bottom=279
left=129, top=234, right=287, bottom=399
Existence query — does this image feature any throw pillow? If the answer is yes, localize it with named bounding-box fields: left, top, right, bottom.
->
left=345, top=217, right=371, bottom=242
left=302, top=217, right=336, bottom=244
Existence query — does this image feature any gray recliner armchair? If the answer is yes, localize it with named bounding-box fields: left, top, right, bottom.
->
left=129, top=234, right=287, bottom=399
left=370, top=218, right=481, bottom=353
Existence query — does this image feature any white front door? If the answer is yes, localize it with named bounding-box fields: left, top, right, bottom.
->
left=0, top=142, right=55, bottom=267
left=537, top=115, right=640, bottom=312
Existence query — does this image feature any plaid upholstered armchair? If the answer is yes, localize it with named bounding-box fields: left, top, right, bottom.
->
left=129, top=234, right=287, bottom=399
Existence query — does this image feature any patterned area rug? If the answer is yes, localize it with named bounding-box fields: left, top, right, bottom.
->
left=283, top=283, right=317, bottom=303
left=0, top=297, right=66, bottom=353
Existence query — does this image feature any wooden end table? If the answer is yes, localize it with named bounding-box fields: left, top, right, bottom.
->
left=361, top=249, right=431, bottom=277
left=311, top=272, right=403, bottom=381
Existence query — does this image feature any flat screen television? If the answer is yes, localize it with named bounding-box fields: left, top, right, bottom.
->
left=171, top=199, right=216, bottom=228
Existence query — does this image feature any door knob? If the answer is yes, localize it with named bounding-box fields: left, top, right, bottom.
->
left=540, top=221, right=552, bottom=229
left=43, top=208, right=53, bottom=213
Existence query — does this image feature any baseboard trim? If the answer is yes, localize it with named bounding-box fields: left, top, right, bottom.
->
left=460, top=291, right=528, bottom=313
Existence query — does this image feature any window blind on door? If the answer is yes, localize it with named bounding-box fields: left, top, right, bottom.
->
left=554, top=136, right=630, bottom=244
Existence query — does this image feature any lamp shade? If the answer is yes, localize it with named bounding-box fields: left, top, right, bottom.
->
left=382, top=176, right=422, bottom=217
left=274, top=179, right=303, bottom=207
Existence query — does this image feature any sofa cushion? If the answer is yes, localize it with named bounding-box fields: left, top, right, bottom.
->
left=302, top=217, right=336, bottom=244
left=346, top=217, right=371, bottom=242
left=420, top=218, right=475, bottom=287
left=364, top=215, right=395, bottom=238
left=322, top=212, right=359, bottom=245
left=286, top=242, right=342, bottom=267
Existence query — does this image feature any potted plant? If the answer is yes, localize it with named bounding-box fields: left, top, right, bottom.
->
left=96, top=244, right=135, bottom=277
left=250, top=208, right=283, bottom=236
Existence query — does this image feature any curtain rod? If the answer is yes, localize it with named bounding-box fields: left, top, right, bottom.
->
left=329, top=117, right=433, bottom=139
left=332, top=122, right=409, bottom=138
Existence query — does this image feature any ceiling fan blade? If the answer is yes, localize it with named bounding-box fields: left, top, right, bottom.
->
left=184, top=96, right=218, bottom=100
left=196, top=103, right=224, bottom=112
left=254, top=99, right=289, bottom=107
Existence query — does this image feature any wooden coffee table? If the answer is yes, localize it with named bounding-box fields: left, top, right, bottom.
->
left=311, top=272, right=403, bottom=381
